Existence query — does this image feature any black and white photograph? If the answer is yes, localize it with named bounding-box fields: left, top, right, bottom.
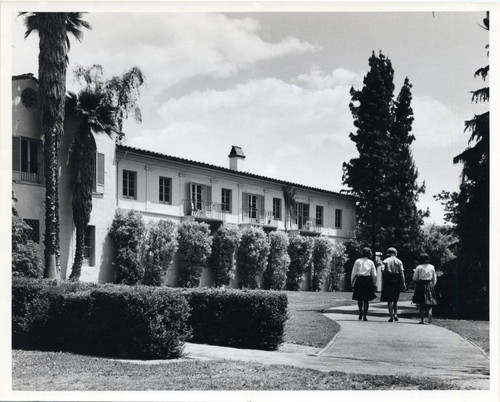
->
left=1, top=1, right=498, bottom=401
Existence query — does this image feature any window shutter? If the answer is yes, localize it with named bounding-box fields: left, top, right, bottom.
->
left=12, top=137, right=20, bottom=171
left=97, top=153, right=105, bottom=185
left=242, top=192, right=248, bottom=216
left=206, top=185, right=212, bottom=203
left=259, top=195, right=265, bottom=220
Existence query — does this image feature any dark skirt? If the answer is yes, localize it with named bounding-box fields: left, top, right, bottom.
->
left=380, top=273, right=403, bottom=302
left=412, top=280, right=438, bottom=306
left=352, top=275, right=377, bottom=301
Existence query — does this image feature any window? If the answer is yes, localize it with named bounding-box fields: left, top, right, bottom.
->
left=273, top=198, right=281, bottom=220
left=192, top=183, right=203, bottom=210
left=13, top=137, right=41, bottom=183
left=23, top=219, right=40, bottom=243
left=316, top=206, right=324, bottom=227
left=83, top=226, right=95, bottom=267
left=190, top=183, right=212, bottom=213
left=335, top=209, right=343, bottom=229
left=221, top=188, right=232, bottom=212
left=159, top=176, right=171, bottom=204
left=242, top=192, right=264, bottom=222
left=123, top=170, right=136, bottom=199
left=248, top=194, right=258, bottom=219
left=93, top=153, right=105, bottom=193
left=295, top=202, right=310, bottom=228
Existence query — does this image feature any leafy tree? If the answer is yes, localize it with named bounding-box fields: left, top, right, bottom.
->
left=142, top=220, right=178, bottom=286
left=20, top=12, right=91, bottom=279
left=12, top=193, right=43, bottom=278
left=109, top=209, right=146, bottom=285
left=342, top=51, right=426, bottom=272
left=311, top=237, right=334, bottom=291
left=286, top=235, right=313, bottom=291
left=419, top=225, right=457, bottom=272
left=236, top=226, right=270, bottom=289
left=177, top=221, right=213, bottom=288
left=66, top=65, right=145, bottom=281
left=209, top=224, right=241, bottom=287
left=263, top=231, right=290, bottom=290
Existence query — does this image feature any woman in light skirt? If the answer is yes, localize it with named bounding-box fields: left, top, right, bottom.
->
left=351, top=247, right=377, bottom=321
left=412, top=253, right=438, bottom=324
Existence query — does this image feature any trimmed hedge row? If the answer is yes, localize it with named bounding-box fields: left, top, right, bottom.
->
left=12, top=277, right=190, bottom=359
left=12, top=278, right=288, bottom=357
left=180, top=288, right=288, bottom=350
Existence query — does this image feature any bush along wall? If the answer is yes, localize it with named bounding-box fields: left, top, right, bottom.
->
left=142, top=219, right=178, bottom=286
left=209, top=224, right=241, bottom=287
left=109, top=209, right=146, bottom=285
left=311, top=237, right=334, bottom=291
left=177, top=220, right=213, bottom=287
left=286, top=235, right=314, bottom=290
left=263, top=231, right=290, bottom=290
left=12, top=277, right=191, bottom=359
left=181, top=288, right=288, bottom=350
left=328, top=242, right=349, bottom=291
left=236, top=226, right=270, bottom=289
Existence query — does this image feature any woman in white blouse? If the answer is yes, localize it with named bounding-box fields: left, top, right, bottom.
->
left=351, top=247, right=377, bottom=321
left=412, top=253, right=438, bottom=324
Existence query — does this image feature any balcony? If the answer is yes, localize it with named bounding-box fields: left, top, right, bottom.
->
left=240, top=208, right=279, bottom=227
left=183, top=199, right=227, bottom=221
left=18, top=163, right=43, bottom=184
left=291, top=218, right=322, bottom=235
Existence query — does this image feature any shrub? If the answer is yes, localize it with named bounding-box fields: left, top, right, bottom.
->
left=12, top=277, right=191, bottom=359
left=263, top=231, right=290, bottom=290
left=182, top=288, right=288, bottom=350
left=177, top=220, right=213, bottom=288
left=209, top=224, right=241, bottom=287
left=109, top=209, right=146, bottom=285
left=12, top=210, right=42, bottom=279
left=328, top=241, right=348, bottom=291
left=286, top=235, right=314, bottom=291
left=236, top=226, right=270, bottom=289
left=142, top=219, right=178, bottom=286
left=311, top=237, right=334, bottom=291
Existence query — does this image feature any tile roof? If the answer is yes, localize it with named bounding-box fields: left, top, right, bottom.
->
left=12, top=73, right=38, bottom=83
left=117, top=144, right=358, bottom=201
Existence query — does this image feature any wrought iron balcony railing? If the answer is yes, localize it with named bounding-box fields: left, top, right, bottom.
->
left=183, top=199, right=227, bottom=221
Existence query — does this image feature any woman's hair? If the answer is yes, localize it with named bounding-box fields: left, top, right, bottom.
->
left=418, top=253, right=430, bottom=264
left=362, top=247, right=372, bottom=258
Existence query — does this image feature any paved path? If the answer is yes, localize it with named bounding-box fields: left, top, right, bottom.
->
left=182, top=301, right=489, bottom=389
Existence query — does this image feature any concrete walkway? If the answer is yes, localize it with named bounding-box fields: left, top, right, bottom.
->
left=182, top=301, right=490, bottom=390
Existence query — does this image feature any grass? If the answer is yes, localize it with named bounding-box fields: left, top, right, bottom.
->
left=12, top=349, right=457, bottom=390
left=432, top=319, right=489, bottom=354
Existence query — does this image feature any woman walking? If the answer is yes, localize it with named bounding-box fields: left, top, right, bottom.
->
left=380, top=247, right=406, bottom=322
left=412, top=253, right=438, bottom=324
left=351, top=247, right=377, bottom=321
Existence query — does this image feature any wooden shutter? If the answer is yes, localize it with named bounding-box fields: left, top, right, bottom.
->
left=12, top=137, right=20, bottom=171
left=259, top=195, right=265, bottom=222
left=242, top=192, right=248, bottom=217
left=97, top=153, right=105, bottom=185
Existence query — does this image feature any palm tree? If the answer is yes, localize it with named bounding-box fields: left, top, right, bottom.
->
left=66, top=90, right=120, bottom=281
left=21, top=12, right=90, bottom=279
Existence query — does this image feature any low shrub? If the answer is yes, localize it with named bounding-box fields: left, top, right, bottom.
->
left=263, top=231, right=290, bottom=290
left=12, top=278, right=190, bottom=359
left=181, top=288, right=288, bottom=350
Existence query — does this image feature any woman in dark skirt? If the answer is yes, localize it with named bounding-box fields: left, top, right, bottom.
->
left=412, top=253, right=438, bottom=324
left=380, top=247, right=406, bottom=322
left=351, top=247, right=377, bottom=321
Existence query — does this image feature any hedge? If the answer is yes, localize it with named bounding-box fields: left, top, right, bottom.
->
left=12, top=277, right=190, bottom=359
left=180, top=288, right=288, bottom=350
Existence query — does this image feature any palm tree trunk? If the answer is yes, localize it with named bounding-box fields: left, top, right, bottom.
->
left=38, top=13, right=69, bottom=279
left=69, top=224, right=85, bottom=281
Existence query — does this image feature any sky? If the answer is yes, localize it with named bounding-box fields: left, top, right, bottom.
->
left=7, top=7, right=490, bottom=226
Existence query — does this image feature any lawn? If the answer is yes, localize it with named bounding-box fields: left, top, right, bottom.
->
left=12, top=349, right=457, bottom=390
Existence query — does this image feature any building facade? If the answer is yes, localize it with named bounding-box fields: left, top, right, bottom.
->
left=12, top=75, right=358, bottom=288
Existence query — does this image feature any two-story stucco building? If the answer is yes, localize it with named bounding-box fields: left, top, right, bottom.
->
left=12, top=74, right=358, bottom=288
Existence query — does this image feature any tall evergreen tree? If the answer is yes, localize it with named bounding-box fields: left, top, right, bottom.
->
left=343, top=52, right=425, bottom=271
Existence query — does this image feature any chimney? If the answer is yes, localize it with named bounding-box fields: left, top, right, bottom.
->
left=228, top=145, right=245, bottom=171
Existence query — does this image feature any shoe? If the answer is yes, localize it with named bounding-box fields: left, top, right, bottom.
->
left=394, top=316, right=399, bottom=322
left=419, top=321, right=424, bottom=324
left=388, top=318, right=393, bottom=322
left=363, top=317, right=368, bottom=321
left=428, top=316, right=432, bottom=324
left=358, top=314, right=363, bottom=320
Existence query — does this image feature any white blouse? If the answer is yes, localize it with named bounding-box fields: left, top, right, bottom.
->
left=413, top=264, right=437, bottom=286
left=351, top=257, right=377, bottom=287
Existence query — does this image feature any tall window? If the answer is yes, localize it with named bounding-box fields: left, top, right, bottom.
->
left=191, top=183, right=203, bottom=210
left=123, top=170, right=136, bottom=199
left=295, top=202, right=310, bottom=228
left=159, top=176, right=171, bottom=203
left=221, top=188, right=231, bottom=212
left=93, top=153, right=105, bottom=193
left=83, top=226, right=95, bottom=267
left=273, top=198, right=281, bottom=220
left=335, top=209, right=343, bottom=229
left=248, top=194, right=258, bottom=219
left=316, top=206, right=324, bottom=227
left=13, top=137, right=41, bottom=183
